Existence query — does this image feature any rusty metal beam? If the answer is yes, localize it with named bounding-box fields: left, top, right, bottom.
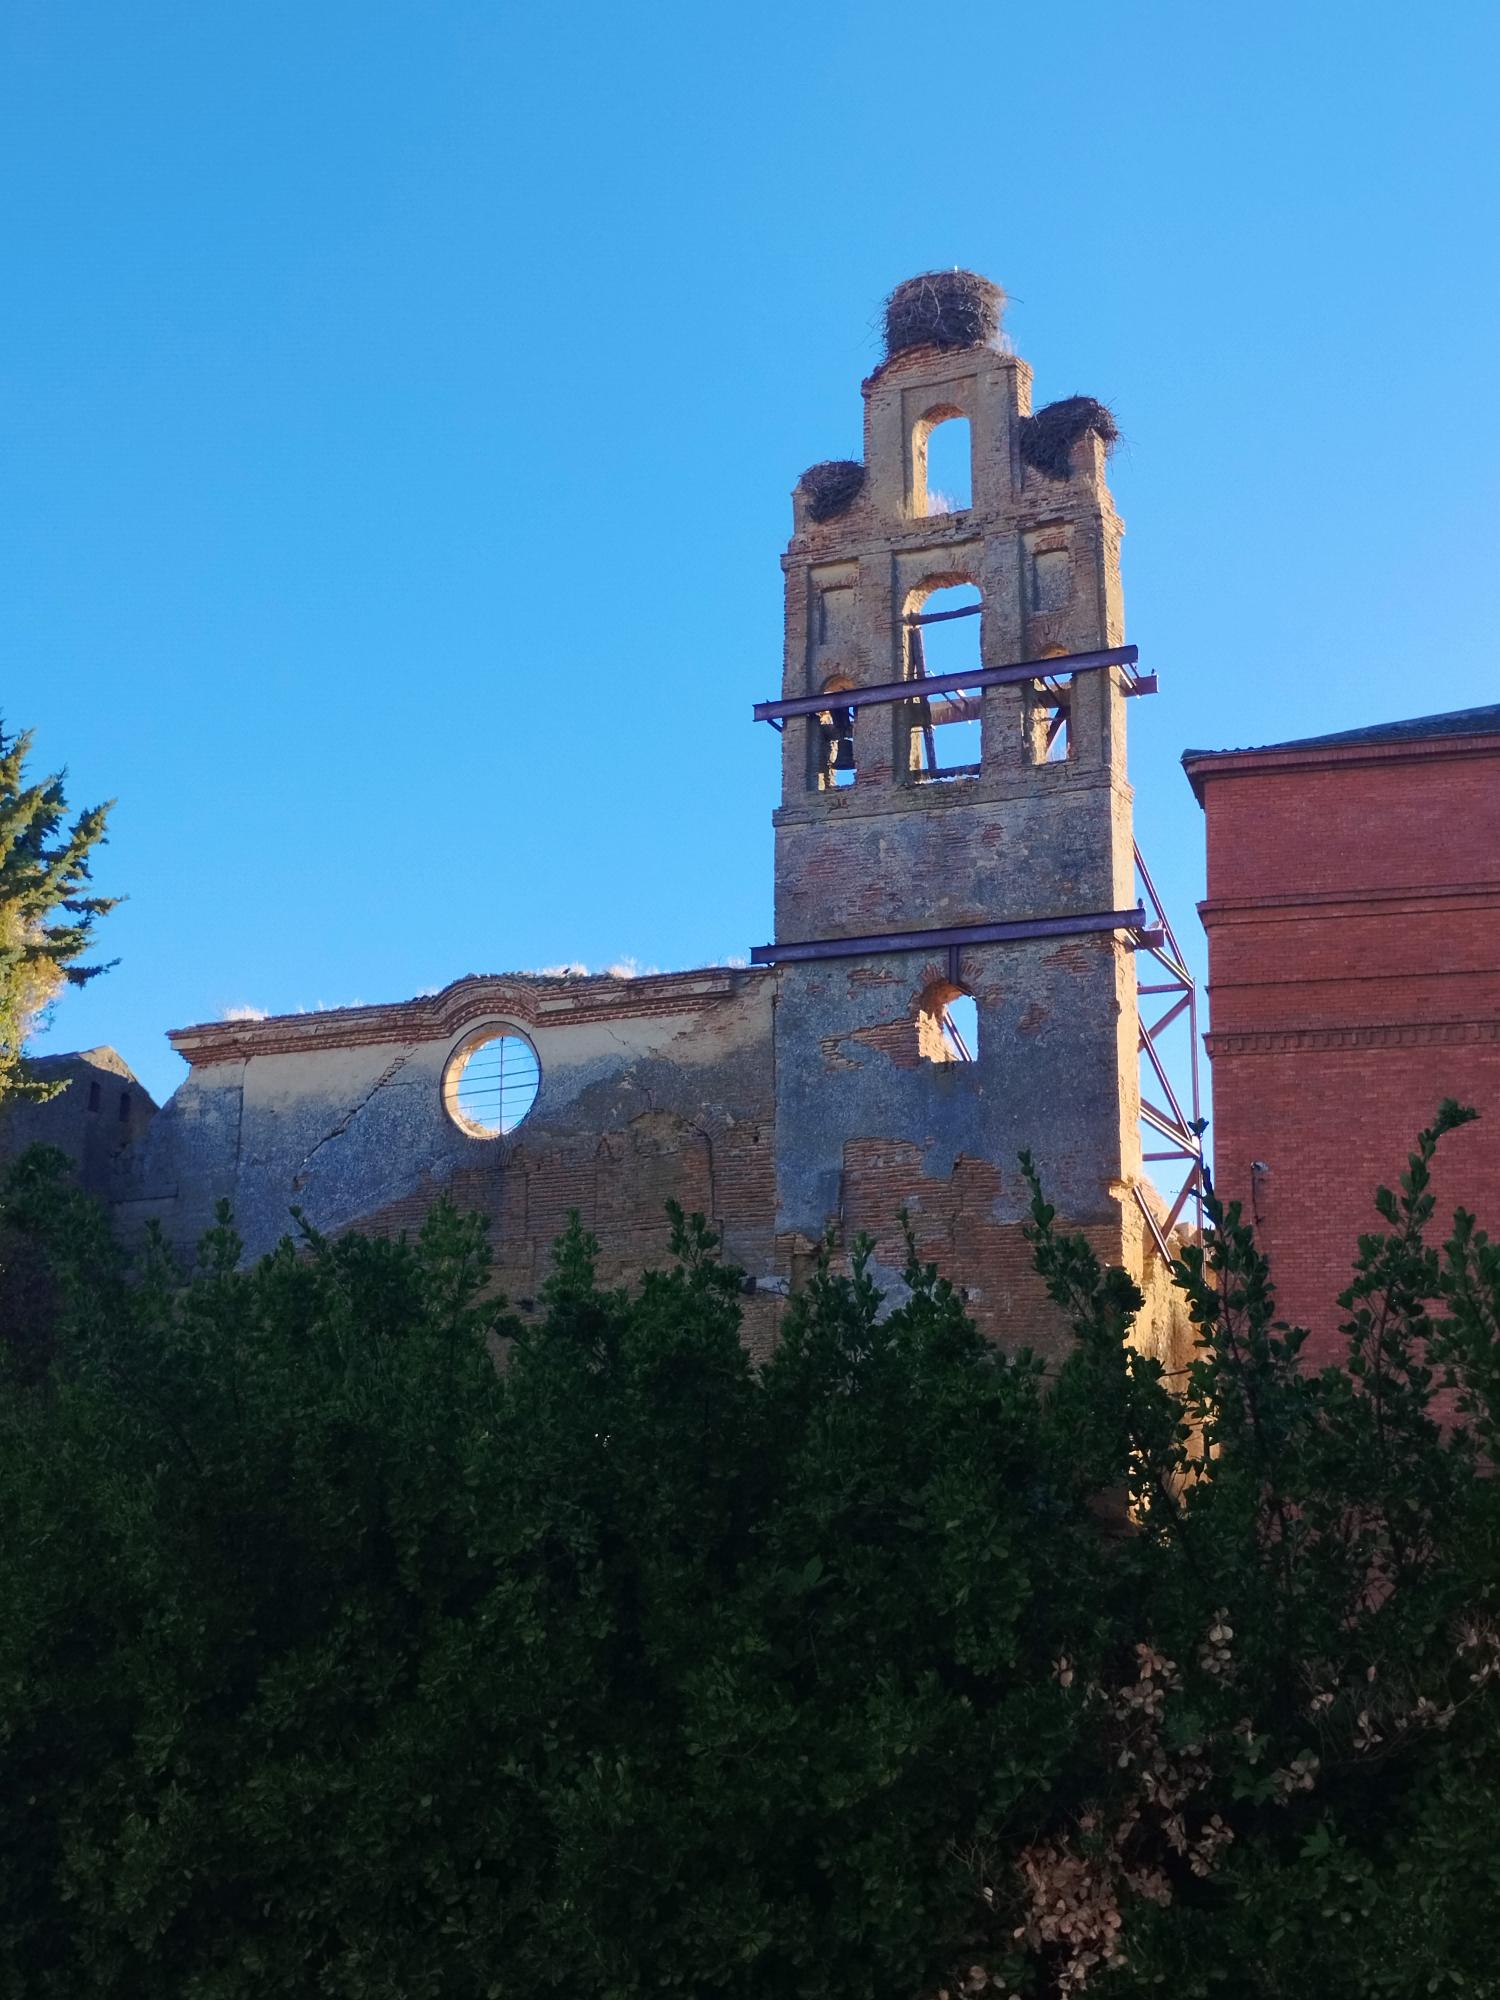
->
left=1163, top=1161, right=1203, bottom=1235
left=1142, top=992, right=1192, bottom=1040
left=754, top=645, right=1148, bottom=724
left=1133, top=1182, right=1175, bottom=1265
left=1134, top=841, right=1206, bottom=1244
left=751, top=905, right=1155, bottom=967
left=905, top=601, right=982, bottom=626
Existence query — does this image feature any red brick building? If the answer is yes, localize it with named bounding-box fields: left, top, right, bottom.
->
left=1184, top=704, right=1500, bottom=1361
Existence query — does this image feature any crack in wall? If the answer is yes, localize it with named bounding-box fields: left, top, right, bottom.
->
left=290, top=1045, right=420, bottom=1190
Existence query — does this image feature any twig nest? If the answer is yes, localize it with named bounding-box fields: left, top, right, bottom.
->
left=798, top=459, right=867, bottom=523
left=1019, top=397, right=1120, bottom=480
left=883, top=270, right=1005, bottom=357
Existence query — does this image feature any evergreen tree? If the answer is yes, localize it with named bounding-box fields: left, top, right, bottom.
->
left=0, top=721, right=116, bottom=1102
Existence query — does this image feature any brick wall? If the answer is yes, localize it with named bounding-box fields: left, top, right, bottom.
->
left=1190, top=725, right=1500, bottom=1362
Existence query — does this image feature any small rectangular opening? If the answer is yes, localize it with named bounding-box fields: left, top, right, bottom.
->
left=811, top=700, right=857, bottom=789
left=1027, top=677, right=1072, bottom=763
left=922, top=415, right=972, bottom=515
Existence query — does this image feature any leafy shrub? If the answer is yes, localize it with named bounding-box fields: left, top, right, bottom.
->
left=0, top=1107, right=1496, bottom=1997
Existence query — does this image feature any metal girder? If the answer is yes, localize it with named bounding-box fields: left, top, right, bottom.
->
left=1134, top=841, right=1206, bottom=1255
left=753, top=645, right=1151, bottom=725
left=752, top=905, right=1155, bottom=967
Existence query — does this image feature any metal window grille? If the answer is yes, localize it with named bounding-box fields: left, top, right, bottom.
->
left=451, top=1032, right=540, bottom=1136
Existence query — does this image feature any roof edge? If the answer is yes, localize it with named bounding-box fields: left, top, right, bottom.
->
left=1182, top=716, right=1500, bottom=806
left=167, top=964, right=769, bottom=1067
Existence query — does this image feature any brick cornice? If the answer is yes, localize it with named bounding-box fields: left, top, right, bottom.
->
left=1199, top=882, right=1500, bottom=927
left=1206, top=1019, right=1500, bottom=1059
left=1184, top=728, right=1500, bottom=803
left=168, top=967, right=766, bottom=1068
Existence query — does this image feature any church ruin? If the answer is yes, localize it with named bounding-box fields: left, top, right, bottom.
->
left=26, top=273, right=1208, bottom=1368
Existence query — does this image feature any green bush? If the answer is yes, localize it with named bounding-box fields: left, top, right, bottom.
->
left=0, top=1106, right=1497, bottom=1998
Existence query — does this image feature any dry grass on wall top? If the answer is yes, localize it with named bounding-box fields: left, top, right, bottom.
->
left=798, top=459, right=867, bottom=523
left=882, top=270, right=1005, bottom=357
left=1018, top=396, right=1120, bottom=480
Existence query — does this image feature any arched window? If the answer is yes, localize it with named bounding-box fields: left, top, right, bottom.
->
left=913, top=408, right=972, bottom=516
left=906, top=581, right=982, bottom=780
left=918, top=981, right=978, bottom=1063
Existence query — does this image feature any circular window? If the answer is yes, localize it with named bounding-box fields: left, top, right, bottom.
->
left=442, top=1028, right=540, bottom=1138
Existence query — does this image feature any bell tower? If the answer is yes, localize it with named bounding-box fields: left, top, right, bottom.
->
left=752, top=272, right=1164, bottom=1344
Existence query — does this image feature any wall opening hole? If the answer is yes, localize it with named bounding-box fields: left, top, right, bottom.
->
left=918, top=981, right=978, bottom=1063
left=812, top=677, right=857, bottom=790
left=922, top=414, right=972, bottom=515
left=118, top=1091, right=131, bottom=1123
left=87, top=1080, right=101, bottom=1113
left=443, top=1028, right=541, bottom=1138
left=907, top=583, right=982, bottom=780
left=1027, top=663, right=1072, bottom=765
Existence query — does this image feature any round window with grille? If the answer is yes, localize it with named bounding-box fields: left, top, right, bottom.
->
left=442, top=1027, right=540, bottom=1138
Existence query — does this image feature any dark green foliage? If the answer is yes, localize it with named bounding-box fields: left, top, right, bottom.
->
left=0, top=1109, right=1498, bottom=1998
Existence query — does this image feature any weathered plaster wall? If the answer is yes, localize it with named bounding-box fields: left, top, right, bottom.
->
left=116, top=971, right=780, bottom=1349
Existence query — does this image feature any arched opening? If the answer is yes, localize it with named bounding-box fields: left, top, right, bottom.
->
left=905, top=580, right=982, bottom=780
left=918, top=980, right=978, bottom=1063
left=812, top=675, right=857, bottom=791
left=913, top=407, right=972, bottom=517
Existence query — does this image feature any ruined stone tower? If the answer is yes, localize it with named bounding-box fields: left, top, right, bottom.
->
left=753, top=271, right=1165, bottom=1347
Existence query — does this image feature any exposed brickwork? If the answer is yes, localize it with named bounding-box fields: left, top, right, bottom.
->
left=1187, top=721, right=1500, bottom=1363
left=767, top=279, right=1184, bottom=1374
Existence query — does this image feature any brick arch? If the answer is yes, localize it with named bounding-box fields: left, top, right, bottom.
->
left=901, top=569, right=980, bottom=619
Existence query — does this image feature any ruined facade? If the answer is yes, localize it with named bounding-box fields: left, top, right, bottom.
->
left=15, top=274, right=1194, bottom=1370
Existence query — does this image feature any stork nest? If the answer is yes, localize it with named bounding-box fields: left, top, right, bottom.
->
left=1018, top=396, right=1120, bottom=480
left=799, top=459, right=867, bottom=523
left=883, top=270, right=1004, bottom=357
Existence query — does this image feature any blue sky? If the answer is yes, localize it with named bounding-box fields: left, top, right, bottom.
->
left=6, top=0, right=1497, bottom=1119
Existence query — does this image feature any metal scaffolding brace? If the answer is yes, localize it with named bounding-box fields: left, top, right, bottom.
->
left=1132, top=842, right=1205, bottom=1262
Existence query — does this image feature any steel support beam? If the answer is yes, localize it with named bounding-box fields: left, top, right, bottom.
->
left=753, top=645, right=1150, bottom=725
left=751, top=905, right=1155, bottom=967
